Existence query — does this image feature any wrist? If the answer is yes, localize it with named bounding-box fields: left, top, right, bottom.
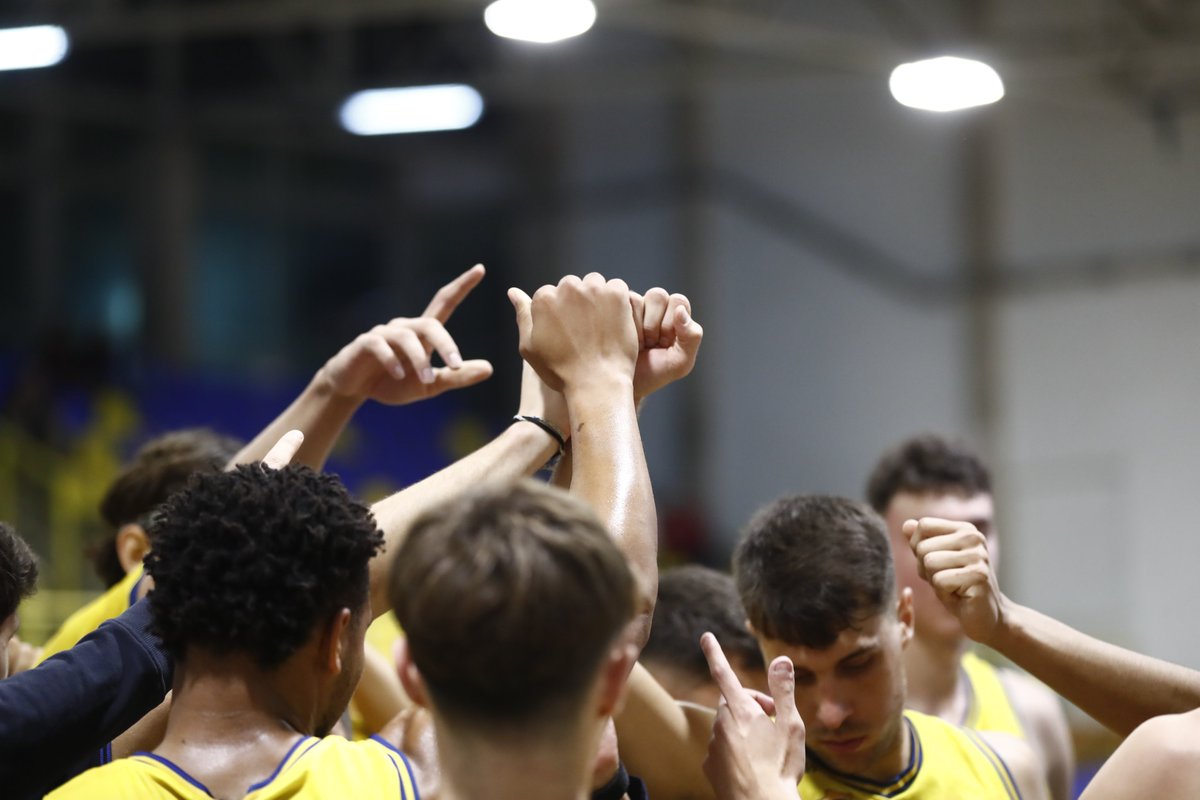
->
left=986, top=593, right=1022, bottom=651
left=503, top=415, right=563, bottom=467
left=562, top=374, right=635, bottom=405
left=313, top=367, right=367, bottom=407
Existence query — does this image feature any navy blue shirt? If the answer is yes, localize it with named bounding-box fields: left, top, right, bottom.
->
left=0, top=600, right=172, bottom=800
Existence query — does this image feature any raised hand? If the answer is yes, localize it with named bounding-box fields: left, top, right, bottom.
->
left=701, top=632, right=806, bottom=800
left=508, top=273, right=640, bottom=394
left=904, top=517, right=1005, bottom=645
left=318, top=264, right=493, bottom=406
left=628, top=288, right=703, bottom=402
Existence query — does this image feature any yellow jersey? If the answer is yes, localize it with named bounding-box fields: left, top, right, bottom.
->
left=48, top=735, right=420, bottom=800
left=38, top=564, right=147, bottom=662
left=961, top=651, right=1025, bottom=739
left=799, top=710, right=1021, bottom=800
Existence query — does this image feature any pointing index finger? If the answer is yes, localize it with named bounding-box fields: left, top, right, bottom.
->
left=701, top=632, right=755, bottom=716
left=422, top=264, right=486, bottom=323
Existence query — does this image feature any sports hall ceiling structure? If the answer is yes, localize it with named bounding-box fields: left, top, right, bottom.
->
left=3, top=0, right=1200, bottom=151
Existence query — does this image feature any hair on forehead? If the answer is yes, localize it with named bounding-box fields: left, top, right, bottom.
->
left=733, top=494, right=894, bottom=649
left=866, top=433, right=991, bottom=515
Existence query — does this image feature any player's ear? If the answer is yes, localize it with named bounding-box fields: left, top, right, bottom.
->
left=320, top=608, right=354, bottom=675
left=394, top=637, right=430, bottom=709
left=116, top=524, right=151, bottom=574
left=897, top=587, right=915, bottom=647
left=596, top=642, right=637, bottom=718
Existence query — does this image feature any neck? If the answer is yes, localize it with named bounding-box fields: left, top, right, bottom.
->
left=154, top=652, right=319, bottom=798
left=436, top=717, right=595, bottom=800
left=903, top=633, right=968, bottom=721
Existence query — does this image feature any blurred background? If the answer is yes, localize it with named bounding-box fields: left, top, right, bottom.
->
left=2, top=0, right=1200, bottom=783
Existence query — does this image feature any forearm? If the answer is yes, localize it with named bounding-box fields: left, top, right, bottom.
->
left=566, top=380, right=658, bottom=647
left=0, top=602, right=172, bottom=796
left=352, top=645, right=412, bottom=734
left=994, top=601, right=1200, bottom=735
left=228, top=372, right=361, bottom=471
left=368, top=422, right=559, bottom=616
left=615, top=664, right=716, bottom=800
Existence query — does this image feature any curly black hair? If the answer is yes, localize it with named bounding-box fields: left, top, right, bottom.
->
left=145, top=464, right=383, bottom=668
left=0, top=522, right=38, bottom=621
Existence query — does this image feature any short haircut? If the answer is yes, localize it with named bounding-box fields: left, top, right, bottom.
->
left=145, top=464, right=383, bottom=668
left=91, top=429, right=243, bottom=587
left=733, top=495, right=894, bottom=649
left=390, top=480, right=635, bottom=732
left=865, top=433, right=992, bottom=515
left=642, top=565, right=763, bottom=677
left=0, top=522, right=38, bottom=621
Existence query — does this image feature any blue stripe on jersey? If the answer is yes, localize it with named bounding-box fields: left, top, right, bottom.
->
left=135, top=752, right=215, bottom=797
left=246, top=736, right=315, bottom=793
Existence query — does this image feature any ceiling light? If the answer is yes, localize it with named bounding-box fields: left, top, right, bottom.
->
left=339, top=84, right=484, bottom=136
left=0, top=25, right=70, bottom=72
left=889, top=56, right=1004, bottom=112
left=484, top=0, right=597, bottom=44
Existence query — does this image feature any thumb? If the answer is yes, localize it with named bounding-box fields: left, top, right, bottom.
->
left=508, top=287, right=533, bottom=346
left=425, top=360, right=494, bottom=397
left=261, top=429, right=305, bottom=471
left=674, top=306, right=703, bottom=357
left=768, top=655, right=802, bottom=730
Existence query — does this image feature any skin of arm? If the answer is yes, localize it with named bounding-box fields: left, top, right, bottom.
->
left=230, top=265, right=493, bottom=471
left=616, top=662, right=717, bottom=800
left=906, top=517, right=1200, bottom=736
left=512, top=276, right=703, bottom=649
left=999, top=668, right=1075, bottom=800
left=351, top=644, right=413, bottom=736
left=978, top=731, right=1050, bottom=800
left=1077, top=709, right=1200, bottom=800
left=367, top=419, right=559, bottom=619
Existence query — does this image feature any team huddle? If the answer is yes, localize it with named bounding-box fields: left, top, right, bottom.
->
left=2, top=266, right=1200, bottom=800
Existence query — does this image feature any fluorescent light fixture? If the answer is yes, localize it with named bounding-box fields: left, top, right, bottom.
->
left=0, top=25, right=70, bottom=72
left=484, top=0, right=596, bottom=44
left=339, top=84, right=484, bottom=136
left=889, top=56, right=1004, bottom=112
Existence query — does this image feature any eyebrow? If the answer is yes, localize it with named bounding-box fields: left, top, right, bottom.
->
left=838, top=644, right=879, bottom=665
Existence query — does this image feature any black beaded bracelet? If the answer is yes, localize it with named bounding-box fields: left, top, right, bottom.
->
left=510, top=414, right=567, bottom=458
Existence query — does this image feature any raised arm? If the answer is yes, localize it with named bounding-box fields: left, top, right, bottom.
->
left=231, top=264, right=493, bottom=470
left=907, top=517, right=1200, bottom=735
left=365, top=363, right=565, bottom=618
left=513, top=279, right=703, bottom=648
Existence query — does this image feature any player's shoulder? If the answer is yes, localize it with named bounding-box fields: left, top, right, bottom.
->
left=1078, top=710, right=1200, bottom=799
left=46, top=756, right=163, bottom=799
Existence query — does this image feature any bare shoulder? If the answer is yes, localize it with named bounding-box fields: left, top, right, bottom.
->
left=1079, top=710, right=1200, bottom=799
left=978, top=731, right=1049, bottom=800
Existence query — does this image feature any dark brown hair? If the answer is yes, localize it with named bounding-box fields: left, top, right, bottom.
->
left=733, top=495, right=893, bottom=649
left=642, top=565, right=763, bottom=677
left=865, top=433, right=991, bottom=515
left=0, top=522, right=38, bottom=621
left=390, top=479, right=635, bottom=732
left=91, top=429, right=243, bottom=587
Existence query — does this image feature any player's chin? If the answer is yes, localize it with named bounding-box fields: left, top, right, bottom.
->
left=813, top=733, right=873, bottom=771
